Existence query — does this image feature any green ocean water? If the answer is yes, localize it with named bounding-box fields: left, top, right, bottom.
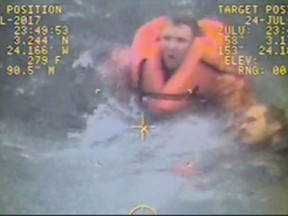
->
left=0, top=0, right=288, bottom=214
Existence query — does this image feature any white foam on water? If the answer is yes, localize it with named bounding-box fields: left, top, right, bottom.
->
left=28, top=44, right=288, bottom=214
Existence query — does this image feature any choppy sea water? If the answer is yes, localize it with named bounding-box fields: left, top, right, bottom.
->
left=0, top=0, right=288, bottom=214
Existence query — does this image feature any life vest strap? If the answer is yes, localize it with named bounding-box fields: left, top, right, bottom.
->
left=140, top=86, right=207, bottom=105
left=137, top=59, right=207, bottom=103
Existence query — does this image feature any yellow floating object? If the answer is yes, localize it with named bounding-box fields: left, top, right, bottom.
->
left=95, top=89, right=101, bottom=95
left=129, top=204, right=158, bottom=215
left=95, top=160, right=102, bottom=168
left=186, top=161, right=193, bottom=167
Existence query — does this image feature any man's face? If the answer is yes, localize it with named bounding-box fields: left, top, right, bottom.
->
left=235, top=105, right=270, bottom=144
left=160, top=23, right=193, bottom=70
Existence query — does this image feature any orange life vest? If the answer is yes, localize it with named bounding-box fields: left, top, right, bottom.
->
left=131, top=16, right=231, bottom=89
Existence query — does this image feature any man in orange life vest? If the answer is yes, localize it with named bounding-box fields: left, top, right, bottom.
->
left=129, top=14, right=249, bottom=116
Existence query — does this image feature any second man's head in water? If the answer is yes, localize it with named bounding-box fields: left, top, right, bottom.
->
left=159, top=15, right=201, bottom=72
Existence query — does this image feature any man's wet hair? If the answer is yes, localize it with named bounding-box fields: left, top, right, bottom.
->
left=170, top=14, right=203, bottom=37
